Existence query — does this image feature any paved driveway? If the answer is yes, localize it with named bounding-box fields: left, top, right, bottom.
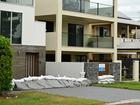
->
left=39, top=87, right=140, bottom=102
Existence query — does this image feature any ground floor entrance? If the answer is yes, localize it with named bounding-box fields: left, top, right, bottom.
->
left=25, top=53, right=39, bottom=77
left=118, top=54, right=140, bottom=81
left=12, top=45, right=46, bottom=79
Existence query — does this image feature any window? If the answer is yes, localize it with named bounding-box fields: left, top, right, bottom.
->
left=46, top=21, right=54, bottom=32
left=0, top=0, right=33, bottom=6
left=0, top=11, right=11, bottom=38
left=0, top=11, right=22, bottom=44
left=12, top=12, right=22, bottom=44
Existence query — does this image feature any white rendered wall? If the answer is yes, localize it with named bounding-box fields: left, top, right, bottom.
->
left=33, top=21, right=46, bottom=46
left=0, top=2, right=45, bottom=46
left=46, top=62, right=85, bottom=78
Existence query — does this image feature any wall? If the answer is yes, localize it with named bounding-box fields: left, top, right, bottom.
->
left=46, top=62, right=84, bottom=78
left=35, top=0, right=58, bottom=16
left=33, top=21, right=46, bottom=46
left=46, top=62, right=121, bottom=82
left=0, top=2, right=45, bottom=46
left=46, top=32, right=57, bottom=50
left=12, top=45, right=46, bottom=79
left=84, top=63, right=98, bottom=83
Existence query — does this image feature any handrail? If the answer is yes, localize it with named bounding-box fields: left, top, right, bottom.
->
left=90, top=1, right=113, bottom=7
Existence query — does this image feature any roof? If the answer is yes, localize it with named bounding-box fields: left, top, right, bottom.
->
left=118, top=11, right=140, bottom=26
left=118, top=12, right=132, bottom=20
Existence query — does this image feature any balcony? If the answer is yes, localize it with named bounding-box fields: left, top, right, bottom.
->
left=62, top=32, right=114, bottom=49
left=118, top=38, right=140, bottom=49
left=63, top=0, right=114, bottom=17
left=0, top=0, right=33, bottom=6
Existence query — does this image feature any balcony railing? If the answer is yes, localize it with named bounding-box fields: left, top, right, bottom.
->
left=62, top=32, right=114, bottom=48
left=63, top=0, right=114, bottom=17
left=0, top=0, right=33, bottom=6
left=118, top=38, right=140, bottom=49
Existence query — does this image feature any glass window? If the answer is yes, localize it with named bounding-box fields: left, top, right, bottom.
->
left=0, top=0, right=33, bottom=6
left=12, top=12, right=22, bottom=44
left=0, top=11, right=22, bottom=44
left=0, top=11, right=11, bottom=38
left=19, top=0, right=33, bottom=6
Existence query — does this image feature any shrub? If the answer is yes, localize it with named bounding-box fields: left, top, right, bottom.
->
left=0, top=35, right=13, bottom=94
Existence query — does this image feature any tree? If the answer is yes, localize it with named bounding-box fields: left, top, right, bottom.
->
left=0, top=35, right=13, bottom=95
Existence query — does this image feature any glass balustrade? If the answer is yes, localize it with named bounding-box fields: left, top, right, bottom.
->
left=62, top=32, right=114, bottom=48
left=63, top=0, right=114, bottom=17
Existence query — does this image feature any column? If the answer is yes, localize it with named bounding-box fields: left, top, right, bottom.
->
left=133, top=60, right=139, bottom=82
left=55, top=50, right=62, bottom=62
left=127, top=25, right=130, bottom=38
left=56, top=0, right=62, bottom=62
left=87, top=53, right=93, bottom=62
left=113, top=0, right=118, bottom=62
left=135, top=26, right=138, bottom=38
left=112, top=22, right=118, bottom=62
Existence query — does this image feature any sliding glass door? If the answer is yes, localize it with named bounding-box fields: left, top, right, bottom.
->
left=68, top=24, right=84, bottom=47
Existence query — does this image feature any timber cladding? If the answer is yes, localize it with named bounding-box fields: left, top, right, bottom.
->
left=12, top=45, right=46, bottom=79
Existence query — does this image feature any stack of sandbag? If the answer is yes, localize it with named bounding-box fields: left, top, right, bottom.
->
left=13, top=75, right=92, bottom=91
left=98, top=75, right=115, bottom=84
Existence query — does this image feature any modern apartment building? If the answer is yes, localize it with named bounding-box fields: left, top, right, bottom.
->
left=35, top=0, right=118, bottom=63
left=117, top=12, right=140, bottom=81
left=0, top=0, right=46, bottom=79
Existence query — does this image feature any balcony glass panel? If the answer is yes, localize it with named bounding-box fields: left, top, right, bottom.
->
left=98, top=3, right=113, bottom=17
left=62, top=32, right=114, bottom=48
left=63, top=0, right=114, bottom=17
left=0, top=0, right=33, bottom=6
left=98, top=37, right=113, bottom=48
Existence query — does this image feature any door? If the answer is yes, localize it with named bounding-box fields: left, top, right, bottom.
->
left=99, top=27, right=108, bottom=37
left=25, top=53, right=39, bottom=77
left=122, top=59, right=133, bottom=80
left=68, top=24, right=84, bottom=47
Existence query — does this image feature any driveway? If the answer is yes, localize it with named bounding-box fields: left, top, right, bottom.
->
left=39, top=86, right=140, bottom=102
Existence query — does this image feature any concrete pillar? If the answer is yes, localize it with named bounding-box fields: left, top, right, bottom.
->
left=112, top=0, right=118, bottom=62
left=133, top=60, right=139, bottom=82
left=55, top=50, right=62, bottom=62
left=87, top=53, right=93, bottom=62
left=56, top=0, right=62, bottom=62
left=127, top=25, right=130, bottom=38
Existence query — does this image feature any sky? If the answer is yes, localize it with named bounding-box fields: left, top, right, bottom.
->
left=119, top=0, right=140, bottom=20
left=92, top=0, right=140, bottom=20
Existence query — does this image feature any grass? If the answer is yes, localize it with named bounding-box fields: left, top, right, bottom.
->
left=93, top=82, right=140, bottom=91
left=0, top=92, right=104, bottom=105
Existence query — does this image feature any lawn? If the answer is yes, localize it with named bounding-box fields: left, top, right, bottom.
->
left=94, top=82, right=140, bottom=91
left=0, top=92, right=104, bottom=105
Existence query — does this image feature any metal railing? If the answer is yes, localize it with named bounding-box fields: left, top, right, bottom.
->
left=62, top=32, right=114, bottom=48
left=63, top=0, right=114, bottom=17
left=0, top=0, right=33, bottom=6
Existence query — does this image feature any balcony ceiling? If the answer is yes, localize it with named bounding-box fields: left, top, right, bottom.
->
left=63, top=15, right=112, bottom=24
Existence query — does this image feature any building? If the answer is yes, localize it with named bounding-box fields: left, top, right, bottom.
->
left=35, top=0, right=118, bottom=63
left=117, top=12, right=140, bottom=81
left=0, top=0, right=46, bottom=79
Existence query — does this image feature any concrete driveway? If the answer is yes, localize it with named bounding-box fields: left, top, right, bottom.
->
left=39, top=86, right=140, bottom=102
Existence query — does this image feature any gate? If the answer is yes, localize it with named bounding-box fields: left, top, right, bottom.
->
left=25, top=53, right=39, bottom=77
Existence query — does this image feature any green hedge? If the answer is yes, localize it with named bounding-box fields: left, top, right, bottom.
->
left=0, top=36, right=13, bottom=94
